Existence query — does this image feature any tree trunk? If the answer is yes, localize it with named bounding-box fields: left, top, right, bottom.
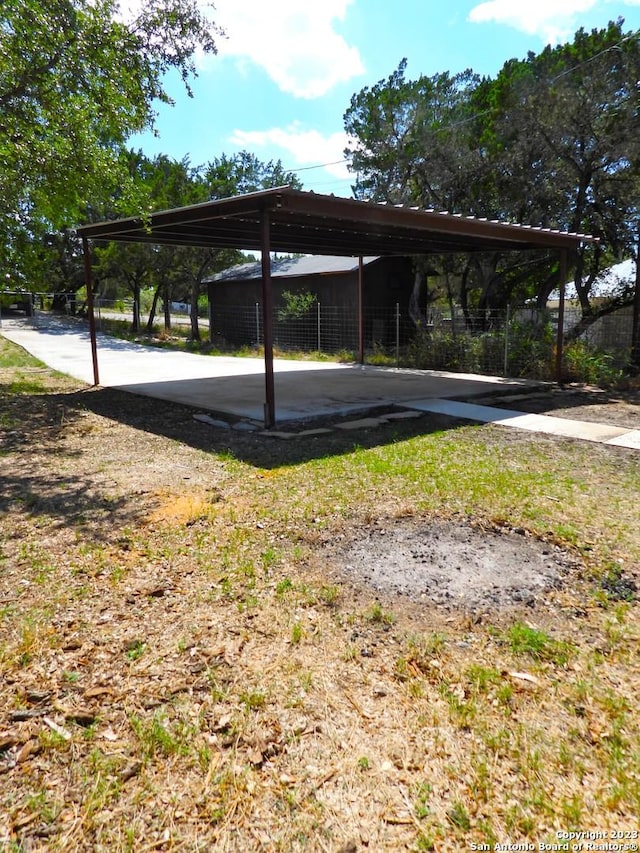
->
left=163, top=283, right=172, bottom=331
left=189, top=280, right=201, bottom=342
left=408, top=270, right=425, bottom=329
left=131, top=281, right=141, bottom=333
left=146, top=284, right=162, bottom=333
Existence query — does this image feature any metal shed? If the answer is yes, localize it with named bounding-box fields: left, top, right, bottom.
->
left=77, top=186, right=595, bottom=427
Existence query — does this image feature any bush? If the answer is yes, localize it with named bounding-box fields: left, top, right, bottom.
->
left=506, top=318, right=555, bottom=379
left=277, top=289, right=316, bottom=321
left=563, top=339, right=623, bottom=386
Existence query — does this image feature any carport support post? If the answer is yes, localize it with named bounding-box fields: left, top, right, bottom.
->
left=358, top=256, right=364, bottom=364
left=82, top=237, right=100, bottom=386
left=261, top=212, right=276, bottom=428
left=555, top=249, right=568, bottom=384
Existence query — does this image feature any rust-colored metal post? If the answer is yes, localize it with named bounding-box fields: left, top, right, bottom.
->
left=555, top=249, right=568, bottom=385
left=631, top=228, right=640, bottom=368
left=261, top=212, right=276, bottom=428
left=358, top=256, right=364, bottom=364
left=82, top=237, right=100, bottom=386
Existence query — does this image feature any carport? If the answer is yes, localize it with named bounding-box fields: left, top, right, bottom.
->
left=77, top=186, right=595, bottom=428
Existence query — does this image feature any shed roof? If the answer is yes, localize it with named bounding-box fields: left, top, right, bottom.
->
left=208, top=255, right=381, bottom=284
left=77, top=186, right=595, bottom=256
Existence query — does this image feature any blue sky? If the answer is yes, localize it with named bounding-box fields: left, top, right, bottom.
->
left=128, top=0, right=640, bottom=198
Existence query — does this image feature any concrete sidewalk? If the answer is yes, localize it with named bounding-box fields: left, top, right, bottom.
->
left=407, top=399, right=640, bottom=451
left=2, top=313, right=638, bottom=450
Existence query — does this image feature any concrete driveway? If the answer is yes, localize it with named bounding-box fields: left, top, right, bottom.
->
left=1, top=313, right=540, bottom=424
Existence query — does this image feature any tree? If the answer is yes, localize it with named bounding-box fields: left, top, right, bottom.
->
left=0, top=0, right=221, bottom=278
left=343, top=60, right=532, bottom=324
left=343, top=22, right=640, bottom=336
left=204, top=152, right=303, bottom=199
left=89, top=150, right=303, bottom=340
left=479, top=21, right=640, bottom=324
left=178, top=153, right=304, bottom=342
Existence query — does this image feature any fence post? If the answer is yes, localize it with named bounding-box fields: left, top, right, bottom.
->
left=503, top=304, right=510, bottom=376
left=317, top=301, right=321, bottom=352
left=255, top=302, right=260, bottom=348
left=396, top=302, right=400, bottom=368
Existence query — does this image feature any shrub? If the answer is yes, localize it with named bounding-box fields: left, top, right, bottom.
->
left=564, top=339, right=623, bottom=386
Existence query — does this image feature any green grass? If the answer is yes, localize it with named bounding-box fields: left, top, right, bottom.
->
left=0, top=337, right=47, bottom=369
left=502, top=621, right=574, bottom=666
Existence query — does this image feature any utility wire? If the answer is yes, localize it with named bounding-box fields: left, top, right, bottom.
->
left=284, top=29, right=640, bottom=176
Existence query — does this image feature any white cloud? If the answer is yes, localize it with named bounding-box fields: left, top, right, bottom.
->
left=229, top=123, right=352, bottom=179
left=115, top=0, right=363, bottom=97
left=212, top=0, right=364, bottom=98
left=468, top=0, right=599, bottom=43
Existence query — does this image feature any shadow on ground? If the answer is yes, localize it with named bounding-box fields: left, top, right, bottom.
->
left=482, top=386, right=640, bottom=430
left=1, top=387, right=143, bottom=537
left=73, top=385, right=468, bottom=469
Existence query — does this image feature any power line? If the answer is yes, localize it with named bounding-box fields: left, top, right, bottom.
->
left=282, top=30, right=640, bottom=179
left=285, top=159, right=347, bottom=172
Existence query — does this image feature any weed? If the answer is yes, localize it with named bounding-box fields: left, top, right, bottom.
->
left=393, top=656, right=411, bottom=682
left=276, top=577, right=294, bottom=596
left=465, top=664, right=501, bottom=693
left=343, top=643, right=358, bottom=661
left=39, top=728, right=71, bottom=752
left=290, top=622, right=303, bottom=644
left=83, top=749, right=123, bottom=814
left=447, top=801, right=471, bottom=831
left=240, top=690, right=266, bottom=711
left=297, top=671, right=313, bottom=692
left=62, top=670, right=81, bottom=683
left=564, top=339, right=623, bottom=386
left=365, top=601, right=395, bottom=625
left=317, top=583, right=340, bottom=606
left=441, top=685, right=476, bottom=729
left=560, top=793, right=584, bottom=827
left=414, top=781, right=432, bottom=819
left=18, top=541, right=53, bottom=582
left=504, top=621, right=573, bottom=665
left=130, top=712, right=188, bottom=759
left=125, top=640, right=146, bottom=661
left=261, top=546, right=278, bottom=570
left=22, top=790, right=59, bottom=826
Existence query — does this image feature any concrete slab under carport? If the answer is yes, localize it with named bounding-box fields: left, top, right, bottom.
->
left=0, top=314, right=543, bottom=424
left=115, top=364, right=540, bottom=423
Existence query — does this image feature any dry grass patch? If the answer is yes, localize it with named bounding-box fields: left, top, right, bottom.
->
left=1, top=337, right=639, bottom=851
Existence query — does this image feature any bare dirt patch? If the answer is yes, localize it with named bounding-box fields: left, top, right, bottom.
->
left=330, top=518, right=582, bottom=613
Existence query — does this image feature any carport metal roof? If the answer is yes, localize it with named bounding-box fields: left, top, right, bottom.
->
left=78, top=185, right=592, bottom=256
left=77, top=186, right=596, bottom=427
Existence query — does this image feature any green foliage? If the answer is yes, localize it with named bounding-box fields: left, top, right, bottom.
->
left=506, top=318, right=555, bottom=378
left=344, top=21, right=640, bottom=327
left=205, top=151, right=302, bottom=198
left=401, top=314, right=629, bottom=383
left=0, top=0, right=221, bottom=275
left=563, top=340, right=623, bottom=386
left=130, top=711, right=188, bottom=758
left=277, top=290, right=317, bottom=321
